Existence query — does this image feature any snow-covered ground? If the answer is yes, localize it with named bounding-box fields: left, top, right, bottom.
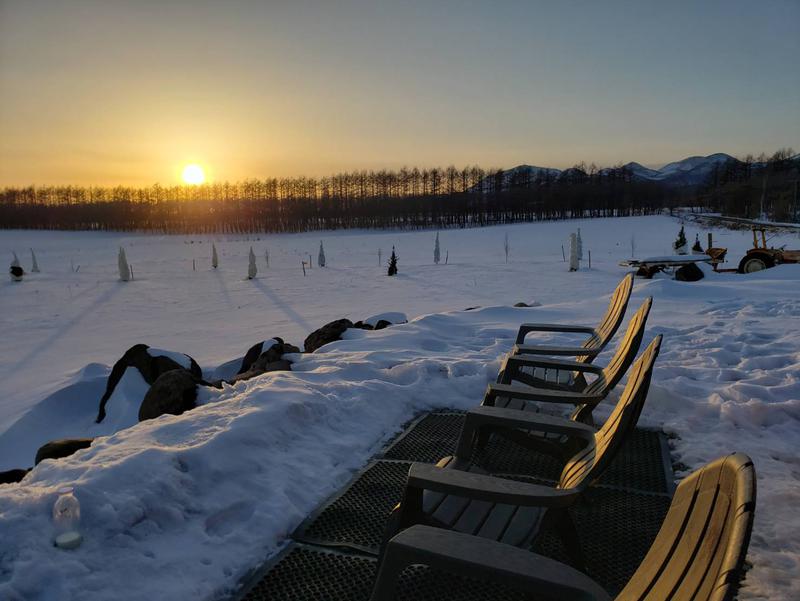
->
left=0, top=216, right=798, bottom=600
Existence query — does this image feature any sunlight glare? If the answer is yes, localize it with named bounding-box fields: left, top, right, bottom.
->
left=182, top=164, right=205, bottom=185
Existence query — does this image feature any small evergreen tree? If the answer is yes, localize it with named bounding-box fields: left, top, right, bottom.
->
left=118, top=247, right=130, bottom=281
left=673, top=226, right=688, bottom=254
left=212, top=243, right=219, bottom=269
left=30, top=248, right=40, bottom=272
left=318, top=241, right=326, bottom=267
left=433, top=232, right=440, bottom=264
left=264, top=248, right=270, bottom=267
left=247, top=246, right=257, bottom=279
left=387, top=246, right=398, bottom=276
left=504, top=233, right=510, bottom=263
left=692, top=234, right=703, bottom=253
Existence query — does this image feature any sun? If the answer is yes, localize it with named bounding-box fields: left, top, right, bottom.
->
left=182, top=164, right=205, bottom=185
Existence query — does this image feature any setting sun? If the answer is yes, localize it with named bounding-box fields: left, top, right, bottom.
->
left=182, top=164, right=205, bottom=185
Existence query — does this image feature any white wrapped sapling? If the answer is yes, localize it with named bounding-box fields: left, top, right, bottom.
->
left=576, top=228, right=583, bottom=260
left=318, top=241, right=326, bottom=267
left=118, top=247, right=131, bottom=282
left=11, top=251, right=20, bottom=268
left=569, top=233, right=579, bottom=272
left=247, top=246, right=257, bottom=279
left=30, top=248, right=40, bottom=272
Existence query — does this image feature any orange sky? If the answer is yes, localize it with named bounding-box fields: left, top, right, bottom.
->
left=1, top=0, right=798, bottom=187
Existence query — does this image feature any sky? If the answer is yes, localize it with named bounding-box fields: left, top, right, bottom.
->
left=1, top=0, right=798, bottom=187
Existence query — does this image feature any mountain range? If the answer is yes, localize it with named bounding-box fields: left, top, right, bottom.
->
left=502, top=152, right=743, bottom=188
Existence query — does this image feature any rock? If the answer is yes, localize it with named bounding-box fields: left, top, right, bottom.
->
left=352, top=321, right=373, bottom=331
left=0, top=468, right=30, bottom=484
left=304, top=319, right=354, bottom=352
left=675, top=262, right=704, bottom=282
left=373, top=320, right=393, bottom=330
left=514, top=302, right=530, bottom=307
left=10, top=265, right=24, bottom=281
left=35, top=438, right=94, bottom=465
left=363, top=312, right=407, bottom=328
left=238, top=337, right=284, bottom=374
left=252, top=346, right=299, bottom=371
left=97, top=344, right=202, bottom=423
left=138, top=369, right=199, bottom=422
left=227, top=359, right=292, bottom=384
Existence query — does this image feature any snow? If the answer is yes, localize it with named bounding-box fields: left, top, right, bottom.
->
left=0, top=215, right=798, bottom=600
left=363, top=312, right=408, bottom=327
left=146, top=348, right=193, bottom=370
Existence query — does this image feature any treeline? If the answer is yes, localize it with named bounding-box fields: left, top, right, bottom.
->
left=0, top=152, right=796, bottom=233
left=694, top=149, right=799, bottom=222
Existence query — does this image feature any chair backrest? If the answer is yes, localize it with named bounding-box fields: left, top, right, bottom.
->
left=616, top=453, right=756, bottom=601
left=584, top=297, right=653, bottom=396
left=578, top=274, right=634, bottom=362
left=558, top=335, right=662, bottom=491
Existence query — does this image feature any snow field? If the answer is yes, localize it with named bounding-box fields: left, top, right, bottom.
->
left=0, top=215, right=798, bottom=600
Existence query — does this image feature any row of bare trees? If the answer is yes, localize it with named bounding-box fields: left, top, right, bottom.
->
left=1, top=153, right=796, bottom=233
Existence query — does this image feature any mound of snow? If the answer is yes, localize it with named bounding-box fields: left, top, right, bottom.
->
left=146, top=348, right=192, bottom=370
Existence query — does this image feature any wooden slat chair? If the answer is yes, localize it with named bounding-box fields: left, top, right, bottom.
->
left=488, top=297, right=653, bottom=427
left=512, top=274, right=633, bottom=367
left=370, top=452, right=756, bottom=601
left=381, top=336, right=662, bottom=571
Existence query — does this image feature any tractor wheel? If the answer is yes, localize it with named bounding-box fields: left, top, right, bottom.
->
left=738, top=253, right=774, bottom=274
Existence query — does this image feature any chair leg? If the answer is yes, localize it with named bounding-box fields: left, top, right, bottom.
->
left=553, top=509, right=586, bottom=572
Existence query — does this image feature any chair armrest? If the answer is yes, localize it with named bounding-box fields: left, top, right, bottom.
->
left=512, top=343, right=601, bottom=357
left=468, top=405, right=596, bottom=437
left=369, top=525, right=611, bottom=601
left=515, top=323, right=596, bottom=344
left=455, top=405, right=595, bottom=458
left=406, top=462, right=580, bottom=508
left=484, top=382, right=604, bottom=407
left=506, top=355, right=604, bottom=375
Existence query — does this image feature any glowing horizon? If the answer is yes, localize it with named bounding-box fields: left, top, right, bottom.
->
left=1, top=0, right=798, bottom=187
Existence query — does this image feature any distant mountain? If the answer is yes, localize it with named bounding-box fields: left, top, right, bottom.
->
left=654, top=153, right=737, bottom=186
left=492, top=153, right=742, bottom=190
left=502, top=164, right=562, bottom=181
left=622, top=161, right=662, bottom=180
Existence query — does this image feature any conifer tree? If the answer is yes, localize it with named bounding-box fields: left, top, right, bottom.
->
left=318, top=241, right=326, bottom=267
left=434, top=232, right=440, bottom=264
left=387, top=246, right=398, bottom=276
left=247, top=246, right=257, bottom=279
left=504, top=233, right=510, bottom=263
left=692, top=234, right=703, bottom=253
left=673, top=226, right=688, bottom=254
left=212, top=243, right=219, bottom=269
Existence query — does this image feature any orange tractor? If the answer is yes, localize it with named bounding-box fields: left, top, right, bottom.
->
left=707, top=227, right=800, bottom=273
